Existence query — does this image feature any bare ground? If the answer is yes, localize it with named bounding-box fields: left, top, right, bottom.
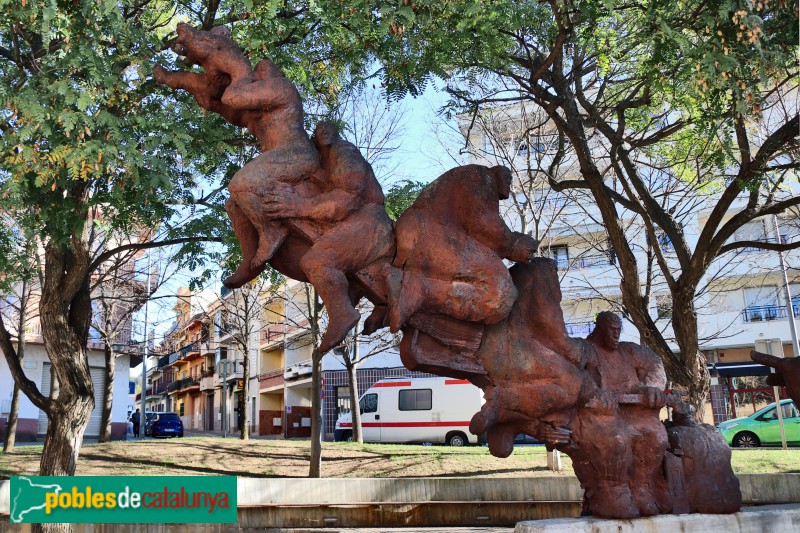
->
left=0, top=437, right=797, bottom=479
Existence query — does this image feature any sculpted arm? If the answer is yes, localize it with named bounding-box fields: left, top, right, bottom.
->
left=631, top=344, right=668, bottom=409
left=262, top=169, right=367, bottom=222
left=467, top=203, right=537, bottom=263
left=221, top=76, right=292, bottom=110
left=154, top=66, right=246, bottom=127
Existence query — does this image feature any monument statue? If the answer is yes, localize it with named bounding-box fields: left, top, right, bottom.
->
left=156, top=24, right=742, bottom=520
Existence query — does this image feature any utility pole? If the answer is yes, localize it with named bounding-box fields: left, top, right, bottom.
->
left=139, top=251, right=152, bottom=438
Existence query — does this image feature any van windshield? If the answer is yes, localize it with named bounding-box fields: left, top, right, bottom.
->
left=359, top=393, right=377, bottom=414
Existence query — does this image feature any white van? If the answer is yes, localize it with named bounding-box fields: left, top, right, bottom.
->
left=333, top=377, right=484, bottom=446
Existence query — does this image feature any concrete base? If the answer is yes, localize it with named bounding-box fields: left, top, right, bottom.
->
left=515, top=504, right=800, bottom=532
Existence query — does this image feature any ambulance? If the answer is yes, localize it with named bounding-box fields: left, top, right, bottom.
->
left=333, top=377, right=484, bottom=446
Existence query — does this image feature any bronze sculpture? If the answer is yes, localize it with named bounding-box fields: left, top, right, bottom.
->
left=156, top=24, right=742, bottom=520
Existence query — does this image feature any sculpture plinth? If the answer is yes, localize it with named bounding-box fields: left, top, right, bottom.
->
left=156, top=24, right=742, bottom=519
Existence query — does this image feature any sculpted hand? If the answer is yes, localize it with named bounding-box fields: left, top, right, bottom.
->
left=153, top=65, right=170, bottom=84
left=540, top=424, right=572, bottom=445
left=641, top=386, right=667, bottom=409
left=586, top=389, right=618, bottom=414
left=262, top=183, right=305, bottom=218
left=510, top=233, right=539, bottom=263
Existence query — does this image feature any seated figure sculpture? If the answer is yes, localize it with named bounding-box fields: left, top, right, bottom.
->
left=155, top=23, right=320, bottom=289
left=578, top=312, right=669, bottom=518
left=468, top=262, right=740, bottom=519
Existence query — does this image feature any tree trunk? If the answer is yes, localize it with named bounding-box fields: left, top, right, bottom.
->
left=308, top=349, right=323, bottom=477
left=98, top=344, right=115, bottom=443
left=33, top=394, right=93, bottom=533
left=240, top=342, right=250, bottom=440
left=39, top=394, right=94, bottom=475
left=4, top=278, right=29, bottom=453
left=669, top=288, right=710, bottom=419
left=346, top=361, right=362, bottom=443
left=3, top=383, right=20, bottom=452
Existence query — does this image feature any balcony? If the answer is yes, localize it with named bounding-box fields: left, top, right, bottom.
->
left=259, top=368, right=285, bottom=390
left=200, top=372, right=220, bottom=391
left=565, top=322, right=593, bottom=336
left=199, top=339, right=215, bottom=355
left=149, top=381, right=170, bottom=396
left=158, top=353, right=173, bottom=368
left=284, top=359, right=313, bottom=380
left=180, top=342, right=200, bottom=359
left=555, top=253, right=614, bottom=271
left=260, top=325, right=286, bottom=347
left=742, top=304, right=799, bottom=323
left=734, top=236, right=789, bottom=254
left=167, top=377, right=199, bottom=394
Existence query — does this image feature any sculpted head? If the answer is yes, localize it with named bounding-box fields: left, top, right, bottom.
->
left=173, top=24, right=249, bottom=73
left=592, top=311, right=622, bottom=351
left=254, top=59, right=285, bottom=80
left=490, top=166, right=513, bottom=200
left=312, top=121, right=340, bottom=149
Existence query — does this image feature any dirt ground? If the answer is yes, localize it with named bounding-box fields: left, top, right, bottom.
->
left=0, top=437, right=572, bottom=478
left=1, top=437, right=797, bottom=479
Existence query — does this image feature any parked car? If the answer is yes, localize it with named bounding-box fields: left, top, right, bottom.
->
left=717, top=399, right=799, bottom=447
left=514, top=434, right=540, bottom=445
left=146, top=412, right=184, bottom=438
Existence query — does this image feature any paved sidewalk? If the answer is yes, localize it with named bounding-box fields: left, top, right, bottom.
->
left=268, top=526, right=514, bottom=533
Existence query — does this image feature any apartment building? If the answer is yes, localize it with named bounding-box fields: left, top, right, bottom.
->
left=1, top=269, right=142, bottom=442
left=148, top=279, right=428, bottom=440
left=459, top=102, right=799, bottom=424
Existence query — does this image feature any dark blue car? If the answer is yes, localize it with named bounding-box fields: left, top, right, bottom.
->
left=147, top=412, right=184, bottom=438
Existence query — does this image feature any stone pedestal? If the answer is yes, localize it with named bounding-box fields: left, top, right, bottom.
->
left=515, top=504, right=800, bottom=532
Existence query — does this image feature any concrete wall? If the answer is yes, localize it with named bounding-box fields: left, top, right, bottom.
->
left=0, top=344, right=131, bottom=441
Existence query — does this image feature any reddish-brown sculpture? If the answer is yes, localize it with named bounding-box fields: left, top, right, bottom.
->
left=156, top=25, right=741, bottom=521
left=155, top=23, right=321, bottom=289
left=751, top=350, right=800, bottom=407
left=156, top=25, right=394, bottom=353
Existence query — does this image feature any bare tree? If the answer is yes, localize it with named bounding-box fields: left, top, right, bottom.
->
left=213, top=276, right=273, bottom=440
left=454, top=98, right=799, bottom=396
left=2, top=278, right=32, bottom=453
left=333, top=303, right=401, bottom=443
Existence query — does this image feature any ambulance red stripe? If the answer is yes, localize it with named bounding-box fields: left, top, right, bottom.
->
left=338, top=421, right=470, bottom=428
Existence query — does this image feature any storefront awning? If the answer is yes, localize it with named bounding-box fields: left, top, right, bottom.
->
left=708, top=362, right=772, bottom=378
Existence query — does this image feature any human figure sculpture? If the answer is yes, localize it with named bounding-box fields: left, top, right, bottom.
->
left=157, top=27, right=742, bottom=521
left=390, top=164, right=539, bottom=332
left=155, top=23, right=320, bottom=289
left=751, top=349, right=800, bottom=407
left=260, top=121, right=395, bottom=352
left=579, top=312, right=669, bottom=517
left=464, top=262, right=739, bottom=518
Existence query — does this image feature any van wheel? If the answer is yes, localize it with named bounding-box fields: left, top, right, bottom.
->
left=343, top=431, right=353, bottom=442
left=447, top=432, right=468, bottom=447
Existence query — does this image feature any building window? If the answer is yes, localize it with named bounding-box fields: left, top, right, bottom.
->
left=657, top=232, right=674, bottom=253
left=336, top=386, right=351, bottom=418
left=179, top=403, right=184, bottom=416
left=743, top=286, right=784, bottom=322
left=656, top=295, right=672, bottom=320
left=399, top=389, right=432, bottom=411
left=733, top=220, right=768, bottom=252
left=551, top=245, right=569, bottom=270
